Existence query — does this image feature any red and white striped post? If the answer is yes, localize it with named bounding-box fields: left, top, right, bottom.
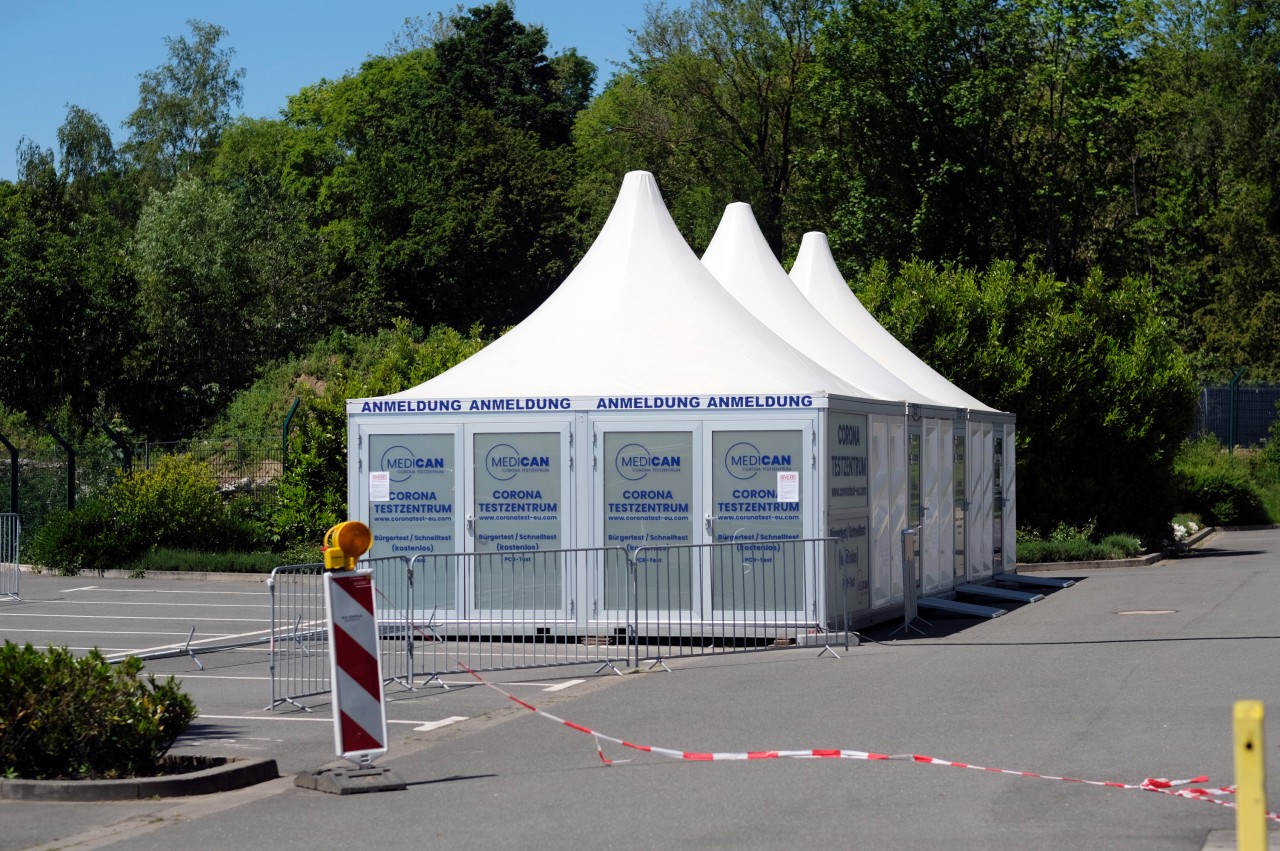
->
left=324, top=568, right=388, bottom=765
left=296, top=522, right=404, bottom=794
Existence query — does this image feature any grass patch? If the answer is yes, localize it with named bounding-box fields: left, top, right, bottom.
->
left=128, top=548, right=283, bottom=575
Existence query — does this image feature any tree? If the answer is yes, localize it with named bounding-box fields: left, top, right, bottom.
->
left=127, top=177, right=253, bottom=434
left=576, top=0, right=828, bottom=254
left=123, top=20, right=245, bottom=190
left=856, top=259, right=1197, bottom=537
left=0, top=124, right=137, bottom=430
left=283, top=2, right=593, bottom=330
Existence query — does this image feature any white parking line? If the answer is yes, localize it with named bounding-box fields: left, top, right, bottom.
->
left=542, top=679, right=585, bottom=692
left=36, top=600, right=267, bottom=609
left=3, top=628, right=235, bottom=637
left=0, top=613, right=270, bottom=623
left=67, top=588, right=265, bottom=596
left=196, top=714, right=467, bottom=730
left=413, top=716, right=468, bottom=731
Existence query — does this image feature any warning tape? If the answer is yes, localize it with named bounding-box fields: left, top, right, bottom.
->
left=457, top=663, right=1280, bottom=821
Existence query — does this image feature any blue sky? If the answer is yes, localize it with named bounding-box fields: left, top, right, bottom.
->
left=0, top=0, right=676, bottom=183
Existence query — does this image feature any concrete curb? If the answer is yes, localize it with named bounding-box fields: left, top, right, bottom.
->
left=0, top=756, right=279, bottom=802
left=17, top=564, right=271, bottom=582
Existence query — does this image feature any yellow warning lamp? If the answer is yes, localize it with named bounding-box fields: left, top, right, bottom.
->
left=323, top=521, right=373, bottom=570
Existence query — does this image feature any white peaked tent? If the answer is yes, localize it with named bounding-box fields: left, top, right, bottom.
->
left=788, top=230, right=1017, bottom=598
left=702, top=203, right=936, bottom=405
left=789, top=232, right=993, bottom=412
left=382, top=173, right=863, bottom=399
left=344, top=170, right=1006, bottom=635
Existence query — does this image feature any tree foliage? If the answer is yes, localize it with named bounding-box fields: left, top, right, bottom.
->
left=856, top=259, right=1198, bottom=536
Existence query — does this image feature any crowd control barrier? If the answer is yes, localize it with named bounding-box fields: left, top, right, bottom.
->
left=267, top=540, right=849, bottom=708
left=0, top=513, right=18, bottom=601
left=267, top=556, right=412, bottom=710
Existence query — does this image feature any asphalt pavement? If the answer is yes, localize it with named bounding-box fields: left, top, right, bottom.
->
left=4, top=529, right=1280, bottom=849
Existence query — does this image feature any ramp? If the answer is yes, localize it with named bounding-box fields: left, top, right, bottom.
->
left=917, top=596, right=1006, bottom=619
left=956, top=582, right=1044, bottom=604
left=994, top=571, right=1075, bottom=589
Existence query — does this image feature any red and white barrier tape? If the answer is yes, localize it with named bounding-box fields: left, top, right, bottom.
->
left=456, top=663, right=1280, bottom=821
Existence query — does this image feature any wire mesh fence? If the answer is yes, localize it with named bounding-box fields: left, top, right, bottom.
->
left=0, top=434, right=283, bottom=559
left=1192, top=385, right=1280, bottom=448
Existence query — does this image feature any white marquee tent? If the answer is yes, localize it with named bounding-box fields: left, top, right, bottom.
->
left=345, top=171, right=1015, bottom=632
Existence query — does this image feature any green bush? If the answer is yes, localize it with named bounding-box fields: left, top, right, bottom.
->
left=0, top=642, right=197, bottom=779
left=1016, top=524, right=1143, bottom=563
left=27, top=498, right=135, bottom=576
left=1173, top=438, right=1270, bottom=526
left=29, top=455, right=261, bottom=574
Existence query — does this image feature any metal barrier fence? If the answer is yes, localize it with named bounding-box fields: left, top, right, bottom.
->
left=382, top=547, right=633, bottom=686
left=0, top=513, right=18, bottom=601
left=620, top=537, right=847, bottom=668
left=266, top=562, right=332, bottom=710
left=266, top=540, right=849, bottom=707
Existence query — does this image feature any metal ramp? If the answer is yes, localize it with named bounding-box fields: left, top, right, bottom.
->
left=917, top=596, right=1006, bottom=619
left=993, top=571, right=1075, bottom=589
left=956, top=582, right=1044, bottom=603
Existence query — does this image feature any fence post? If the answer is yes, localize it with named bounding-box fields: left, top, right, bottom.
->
left=45, top=427, right=75, bottom=512
left=99, top=421, right=133, bottom=475
left=282, top=397, right=300, bottom=473
left=0, top=432, right=17, bottom=514
left=1229, top=367, right=1246, bottom=454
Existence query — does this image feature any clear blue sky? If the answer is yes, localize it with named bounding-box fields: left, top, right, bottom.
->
left=0, top=0, right=675, bottom=183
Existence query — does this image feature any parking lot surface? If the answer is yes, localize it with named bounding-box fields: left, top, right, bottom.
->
left=4, top=530, right=1280, bottom=849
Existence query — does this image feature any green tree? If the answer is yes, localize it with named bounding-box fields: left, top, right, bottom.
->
left=575, top=0, right=828, bottom=254
left=123, top=19, right=245, bottom=190
left=0, top=124, right=137, bottom=429
left=128, top=177, right=253, bottom=434
left=856, top=260, right=1197, bottom=537
left=283, top=2, right=593, bottom=331
left=1127, top=0, right=1280, bottom=377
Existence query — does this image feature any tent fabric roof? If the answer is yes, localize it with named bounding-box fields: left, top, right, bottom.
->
left=702, top=203, right=935, bottom=406
left=386, top=172, right=871, bottom=401
left=788, top=231, right=997, bottom=413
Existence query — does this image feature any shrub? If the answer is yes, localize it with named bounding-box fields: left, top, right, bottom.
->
left=0, top=642, right=197, bottom=779
left=28, top=455, right=262, bottom=574
left=1173, top=438, right=1270, bottom=526
left=27, top=498, right=135, bottom=576
left=1016, top=524, right=1143, bottom=563
left=112, top=455, right=228, bottom=550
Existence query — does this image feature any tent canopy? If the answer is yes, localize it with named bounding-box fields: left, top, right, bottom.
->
left=385, top=172, right=868, bottom=401
left=789, top=231, right=997, bottom=413
left=702, top=203, right=936, bottom=406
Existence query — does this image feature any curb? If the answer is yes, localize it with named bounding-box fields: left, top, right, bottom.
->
left=0, top=756, right=279, bottom=802
left=17, top=565, right=271, bottom=582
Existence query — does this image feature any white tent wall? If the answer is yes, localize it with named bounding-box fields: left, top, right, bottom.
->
left=918, top=417, right=954, bottom=595
left=1002, top=422, right=1018, bottom=572
left=966, top=420, right=995, bottom=578
left=869, top=413, right=908, bottom=607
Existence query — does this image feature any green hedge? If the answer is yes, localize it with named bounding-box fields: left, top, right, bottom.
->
left=1173, top=438, right=1270, bottom=527
left=0, top=643, right=197, bottom=779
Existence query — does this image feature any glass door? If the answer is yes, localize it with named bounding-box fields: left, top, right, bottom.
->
left=468, top=425, right=572, bottom=620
